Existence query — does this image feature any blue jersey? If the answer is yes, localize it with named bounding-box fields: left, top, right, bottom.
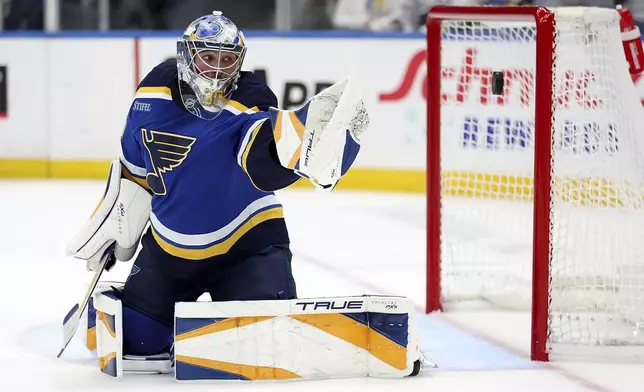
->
left=120, top=60, right=298, bottom=261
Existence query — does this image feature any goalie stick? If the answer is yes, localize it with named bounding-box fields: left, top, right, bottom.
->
left=57, top=244, right=115, bottom=358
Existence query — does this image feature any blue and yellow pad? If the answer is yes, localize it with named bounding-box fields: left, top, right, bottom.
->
left=82, top=281, right=124, bottom=353
left=173, top=295, right=420, bottom=381
left=93, top=290, right=123, bottom=378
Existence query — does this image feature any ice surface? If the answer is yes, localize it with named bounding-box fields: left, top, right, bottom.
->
left=0, top=180, right=640, bottom=391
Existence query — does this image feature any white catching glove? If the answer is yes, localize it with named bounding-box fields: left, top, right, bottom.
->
left=268, top=77, right=369, bottom=190
left=66, top=160, right=152, bottom=272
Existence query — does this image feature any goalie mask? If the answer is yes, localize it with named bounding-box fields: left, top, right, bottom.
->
left=177, top=11, right=247, bottom=120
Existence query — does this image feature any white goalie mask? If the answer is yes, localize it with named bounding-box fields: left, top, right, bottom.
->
left=176, top=11, right=247, bottom=120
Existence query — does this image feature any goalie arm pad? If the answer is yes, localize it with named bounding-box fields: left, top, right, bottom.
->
left=174, top=295, right=421, bottom=380
left=268, top=77, right=368, bottom=190
left=66, top=160, right=152, bottom=263
left=239, top=118, right=301, bottom=192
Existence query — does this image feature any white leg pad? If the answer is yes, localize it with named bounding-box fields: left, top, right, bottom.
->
left=173, top=295, right=421, bottom=381
left=83, top=281, right=125, bottom=353
left=93, top=291, right=124, bottom=378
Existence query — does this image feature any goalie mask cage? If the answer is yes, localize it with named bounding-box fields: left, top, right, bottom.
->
left=426, top=6, right=644, bottom=362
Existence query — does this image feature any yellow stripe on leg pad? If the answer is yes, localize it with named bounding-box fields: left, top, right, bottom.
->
left=175, top=316, right=276, bottom=342
left=97, top=311, right=116, bottom=338
left=86, top=326, right=97, bottom=350
left=98, top=352, right=117, bottom=370
left=290, top=313, right=408, bottom=371
left=176, top=355, right=300, bottom=380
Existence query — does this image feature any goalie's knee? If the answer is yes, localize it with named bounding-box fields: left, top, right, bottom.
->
left=122, top=303, right=173, bottom=357
left=93, top=289, right=173, bottom=378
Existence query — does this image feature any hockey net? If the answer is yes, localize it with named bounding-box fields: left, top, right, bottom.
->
left=426, top=6, right=644, bottom=361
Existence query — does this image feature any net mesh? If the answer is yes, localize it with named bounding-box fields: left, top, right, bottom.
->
left=437, top=7, right=644, bottom=356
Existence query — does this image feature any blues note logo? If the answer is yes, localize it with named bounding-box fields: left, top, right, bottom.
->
left=142, top=129, right=196, bottom=195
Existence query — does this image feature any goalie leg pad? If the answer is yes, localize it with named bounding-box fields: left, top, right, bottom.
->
left=173, top=295, right=420, bottom=381
left=94, top=290, right=124, bottom=378
left=84, top=296, right=97, bottom=351
left=83, top=281, right=126, bottom=352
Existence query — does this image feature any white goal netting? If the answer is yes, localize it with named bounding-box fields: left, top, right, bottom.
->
left=436, top=7, right=644, bottom=359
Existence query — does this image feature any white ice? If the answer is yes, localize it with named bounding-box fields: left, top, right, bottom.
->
left=0, top=180, right=641, bottom=391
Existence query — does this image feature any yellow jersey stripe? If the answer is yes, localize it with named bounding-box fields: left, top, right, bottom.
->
left=227, top=99, right=259, bottom=113
left=241, top=122, right=263, bottom=174
left=135, top=86, right=172, bottom=97
left=121, top=166, right=150, bottom=191
left=151, top=207, right=284, bottom=260
left=240, top=120, right=269, bottom=191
